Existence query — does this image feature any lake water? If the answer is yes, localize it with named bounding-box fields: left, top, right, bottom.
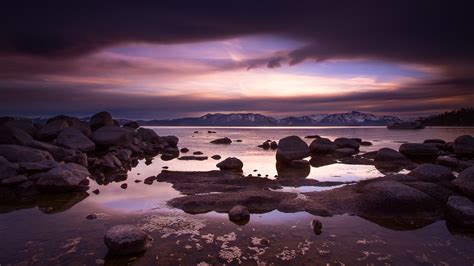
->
left=2, top=126, right=474, bottom=265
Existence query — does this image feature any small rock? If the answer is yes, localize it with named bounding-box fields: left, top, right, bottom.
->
left=436, top=155, right=458, bottom=168
left=135, top=180, right=142, bottom=183
left=92, top=189, right=100, bottom=195
left=216, top=157, right=243, bottom=171
left=120, top=183, right=128, bottom=189
left=399, top=143, right=439, bottom=161
left=211, top=155, right=221, bottom=160
left=334, top=148, right=358, bottom=158
left=210, top=137, right=232, bottom=144
left=193, top=151, right=203, bottom=155
left=424, top=139, right=446, bottom=145
left=361, top=141, right=373, bottom=146
left=180, top=148, right=189, bottom=153
left=86, top=214, right=98, bottom=220
left=1, top=175, right=28, bottom=186
left=311, top=219, right=323, bottom=235
left=144, top=176, right=155, bottom=185
left=305, top=135, right=320, bottom=139
left=178, top=156, right=208, bottom=161
left=235, top=139, right=243, bottom=142
left=453, top=166, right=474, bottom=198
left=104, top=225, right=152, bottom=255
left=228, top=205, right=250, bottom=224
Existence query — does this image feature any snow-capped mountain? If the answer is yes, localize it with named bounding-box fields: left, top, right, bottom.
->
left=138, top=111, right=401, bottom=126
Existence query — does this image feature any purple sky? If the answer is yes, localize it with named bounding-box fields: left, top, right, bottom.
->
left=1, top=1, right=473, bottom=119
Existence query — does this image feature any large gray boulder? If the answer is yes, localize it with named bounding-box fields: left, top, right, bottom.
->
left=453, top=135, right=474, bottom=157
left=375, top=148, right=412, bottom=170
left=0, top=156, right=18, bottom=181
left=453, top=166, right=474, bottom=198
left=399, top=143, right=439, bottom=161
left=276, top=136, right=310, bottom=163
left=35, top=163, right=90, bottom=191
left=136, top=128, right=160, bottom=143
left=90, top=111, right=114, bottom=131
left=309, top=138, right=336, bottom=154
left=216, top=157, right=244, bottom=171
left=56, top=127, right=95, bottom=152
left=334, top=137, right=360, bottom=150
left=446, top=196, right=474, bottom=228
left=36, top=119, right=69, bottom=141
left=92, top=126, right=134, bottom=147
left=0, top=125, right=34, bottom=145
left=0, top=144, right=54, bottom=162
left=408, top=163, right=455, bottom=182
left=104, top=225, right=152, bottom=255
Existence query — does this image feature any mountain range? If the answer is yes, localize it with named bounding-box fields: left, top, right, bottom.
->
left=133, top=111, right=402, bottom=126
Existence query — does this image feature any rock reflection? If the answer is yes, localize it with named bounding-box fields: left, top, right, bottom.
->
left=276, top=162, right=310, bottom=179
left=0, top=191, right=88, bottom=214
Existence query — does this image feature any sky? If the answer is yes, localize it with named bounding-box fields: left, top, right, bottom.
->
left=0, top=1, right=473, bottom=119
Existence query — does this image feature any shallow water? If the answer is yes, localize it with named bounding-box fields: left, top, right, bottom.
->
left=2, top=126, right=474, bottom=265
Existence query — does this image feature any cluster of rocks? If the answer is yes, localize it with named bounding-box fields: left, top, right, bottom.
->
left=0, top=112, right=179, bottom=201
left=258, top=140, right=278, bottom=150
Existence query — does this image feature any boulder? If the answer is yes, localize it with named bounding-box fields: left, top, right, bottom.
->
left=0, top=125, right=34, bottom=145
left=453, top=135, right=474, bottom=157
left=216, top=157, right=243, bottom=171
left=56, top=127, right=95, bottom=152
left=408, top=163, right=455, bottom=182
left=399, top=143, right=439, bottom=161
left=1, top=118, right=37, bottom=136
left=47, top=115, right=92, bottom=137
left=18, top=161, right=59, bottom=173
left=104, top=225, right=152, bottom=255
left=37, top=119, right=69, bottom=141
left=123, top=121, right=140, bottom=129
left=375, top=148, right=412, bottom=170
left=228, top=205, right=250, bottom=224
left=436, top=155, right=458, bottom=168
left=309, top=138, right=336, bottom=154
left=114, top=149, right=132, bottom=162
left=334, top=148, right=358, bottom=158
left=453, top=166, right=474, bottom=198
left=26, top=140, right=76, bottom=162
left=136, top=128, right=160, bottom=143
left=446, top=196, right=474, bottom=228
left=92, top=126, right=134, bottom=147
left=210, top=137, right=232, bottom=145
left=1, top=175, right=28, bottom=186
left=0, top=144, right=54, bottom=162
left=160, top=135, right=179, bottom=147
left=90, top=111, right=114, bottom=131
left=35, top=163, right=90, bottom=191
left=276, top=136, right=310, bottom=163
left=334, top=137, right=360, bottom=150
left=0, top=156, right=18, bottom=181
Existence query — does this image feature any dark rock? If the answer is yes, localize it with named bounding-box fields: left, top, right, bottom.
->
left=86, top=214, right=98, bottom=220
left=334, top=137, right=360, bottom=150
left=120, top=183, right=128, bottom=189
left=144, top=176, right=155, bottom=185
left=92, top=189, right=100, bottom=195
left=446, top=196, right=474, bottom=228
left=276, top=136, right=310, bottom=164
left=236, top=139, right=243, bottom=142
left=436, top=155, right=459, bottom=168
left=404, top=181, right=457, bottom=203
left=47, top=115, right=92, bottom=137
left=399, top=143, right=439, bottom=161
left=216, top=157, right=243, bottom=171
left=309, top=138, right=336, bottom=154
left=361, top=141, right=373, bottom=146
left=1, top=175, right=28, bottom=186
left=104, top=225, right=152, bottom=256
left=351, top=138, right=362, bottom=143
left=453, top=135, right=474, bottom=157
left=0, top=125, right=34, bottom=145
left=35, top=163, right=90, bottom=192
left=18, top=161, right=59, bottom=173
left=1, top=118, right=37, bottom=136
left=0, top=156, right=18, bottom=181
left=56, top=127, right=95, bottom=152
left=123, top=121, right=140, bottom=129
left=311, top=219, right=323, bottom=235
left=309, top=155, right=337, bottom=167
left=408, top=163, right=455, bottom=182
left=136, top=128, right=160, bottom=143
left=92, top=126, right=134, bottom=147
left=210, top=137, right=232, bottom=144
left=276, top=162, right=310, bottom=178
left=178, top=156, right=208, bottom=161
left=193, top=151, right=203, bottom=155
left=270, top=141, right=278, bottom=150
left=339, top=156, right=374, bottom=165
left=375, top=148, right=412, bottom=171
left=453, top=166, right=474, bottom=198
left=305, top=135, right=320, bottom=139
left=135, top=180, right=141, bottom=183
left=361, top=150, right=378, bottom=160
left=424, top=139, right=446, bottom=145
left=211, top=155, right=221, bottom=160
left=114, top=149, right=132, bottom=162
left=180, top=148, right=189, bottom=153
left=334, top=148, right=358, bottom=158
left=26, top=140, right=76, bottom=162
left=90, top=111, right=114, bottom=131
left=0, top=144, right=54, bottom=162
left=290, top=159, right=310, bottom=168
left=37, top=119, right=69, bottom=141
left=261, top=141, right=270, bottom=150
left=160, top=135, right=179, bottom=147
left=228, top=205, right=250, bottom=225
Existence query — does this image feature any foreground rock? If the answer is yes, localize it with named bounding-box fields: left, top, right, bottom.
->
left=216, top=157, right=243, bottom=171
left=375, top=148, right=412, bottom=171
left=453, top=166, right=474, bottom=198
left=0, top=144, right=54, bottom=162
left=276, top=136, right=310, bottom=164
left=104, top=225, right=152, bottom=256
left=399, top=143, right=439, bottom=161
left=453, top=135, right=474, bottom=157
left=309, top=138, right=336, bottom=155
left=228, top=205, right=250, bottom=224
left=408, top=164, right=455, bottom=182
left=35, top=163, right=90, bottom=192
left=446, top=196, right=474, bottom=228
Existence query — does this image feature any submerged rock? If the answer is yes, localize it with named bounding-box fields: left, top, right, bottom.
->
left=446, top=196, right=474, bottom=228
left=210, top=137, right=232, bottom=144
left=104, top=225, right=152, bottom=256
left=180, top=147, right=189, bottom=153
left=276, top=136, right=310, bottom=164
left=408, top=163, right=455, bottom=182
left=216, top=157, right=243, bottom=171
left=228, top=205, right=250, bottom=225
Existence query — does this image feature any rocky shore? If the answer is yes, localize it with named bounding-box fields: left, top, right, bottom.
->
left=2, top=112, right=474, bottom=256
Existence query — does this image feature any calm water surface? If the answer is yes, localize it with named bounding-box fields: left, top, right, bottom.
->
left=2, top=126, right=474, bottom=265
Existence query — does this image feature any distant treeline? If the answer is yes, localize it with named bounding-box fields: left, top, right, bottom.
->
left=418, top=108, right=474, bottom=126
